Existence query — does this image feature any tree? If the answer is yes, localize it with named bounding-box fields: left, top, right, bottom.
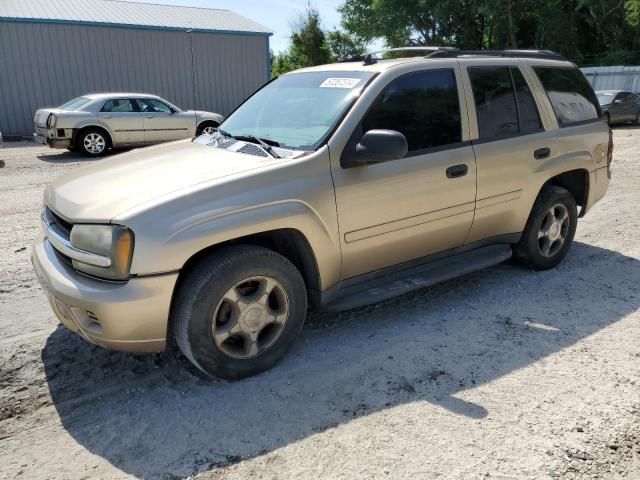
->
left=326, top=29, right=367, bottom=59
left=290, top=3, right=332, bottom=66
left=338, top=0, right=640, bottom=64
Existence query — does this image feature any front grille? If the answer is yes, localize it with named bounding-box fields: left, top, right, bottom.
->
left=45, top=207, right=73, bottom=238
left=43, top=207, right=73, bottom=265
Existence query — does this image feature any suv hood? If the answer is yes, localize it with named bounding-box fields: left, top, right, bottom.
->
left=45, top=140, right=284, bottom=222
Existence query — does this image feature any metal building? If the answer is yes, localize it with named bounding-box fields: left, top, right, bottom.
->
left=0, top=0, right=272, bottom=137
left=581, top=66, right=640, bottom=93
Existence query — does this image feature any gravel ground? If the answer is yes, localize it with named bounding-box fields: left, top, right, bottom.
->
left=0, top=131, right=638, bottom=479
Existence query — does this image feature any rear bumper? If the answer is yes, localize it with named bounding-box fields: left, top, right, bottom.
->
left=33, top=126, right=71, bottom=149
left=32, top=232, right=178, bottom=352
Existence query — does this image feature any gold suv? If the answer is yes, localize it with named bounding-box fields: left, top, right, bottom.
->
left=32, top=48, right=612, bottom=379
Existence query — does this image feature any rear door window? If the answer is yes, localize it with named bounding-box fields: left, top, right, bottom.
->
left=362, top=69, right=462, bottom=153
left=533, top=67, right=601, bottom=126
left=101, top=99, right=137, bottom=113
left=468, top=66, right=542, bottom=141
left=469, top=67, right=519, bottom=140
left=511, top=68, right=543, bottom=134
left=137, top=99, right=172, bottom=113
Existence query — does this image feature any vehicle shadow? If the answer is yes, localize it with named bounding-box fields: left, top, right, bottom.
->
left=41, top=242, right=640, bottom=478
left=36, top=151, right=88, bottom=163
left=36, top=147, right=132, bottom=163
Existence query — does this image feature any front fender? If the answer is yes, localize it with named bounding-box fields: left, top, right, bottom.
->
left=196, top=112, right=224, bottom=125
left=129, top=200, right=340, bottom=290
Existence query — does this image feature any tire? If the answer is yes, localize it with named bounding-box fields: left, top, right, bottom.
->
left=635, top=112, right=640, bottom=126
left=513, top=185, right=578, bottom=271
left=196, top=121, right=218, bottom=136
left=77, top=128, right=110, bottom=157
left=173, top=245, right=308, bottom=379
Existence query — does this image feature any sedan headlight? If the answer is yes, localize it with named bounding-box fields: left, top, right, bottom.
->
left=47, top=114, right=57, bottom=128
left=70, top=225, right=134, bottom=280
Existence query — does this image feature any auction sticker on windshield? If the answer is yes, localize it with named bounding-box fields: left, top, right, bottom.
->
left=320, top=77, right=362, bottom=89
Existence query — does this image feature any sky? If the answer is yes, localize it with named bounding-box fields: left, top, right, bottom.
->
left=126, top=0, right=345, bottom=53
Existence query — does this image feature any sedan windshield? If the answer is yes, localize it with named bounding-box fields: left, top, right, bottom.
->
left=219, top=71, right=375, bottom=150
left=59, top=97, right=92, bottom=111
left=597, top=93, right=615, bottom=105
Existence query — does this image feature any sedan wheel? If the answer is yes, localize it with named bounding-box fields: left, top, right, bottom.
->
left=80, top=130, right=108, bottom=156
left=201, top=125, right=217, bottom=136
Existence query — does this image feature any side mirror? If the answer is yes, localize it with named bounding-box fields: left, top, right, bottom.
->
left=342, top=129, right=408, bottom=168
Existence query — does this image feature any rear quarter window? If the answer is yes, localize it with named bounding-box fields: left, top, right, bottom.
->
left=533, top=67, right=602, bottom=127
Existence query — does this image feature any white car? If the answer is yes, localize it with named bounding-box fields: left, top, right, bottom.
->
left=34, top=93, right=224, bottom=156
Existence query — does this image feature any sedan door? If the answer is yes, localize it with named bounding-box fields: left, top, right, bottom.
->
left=330, top=68, right=477, bottom=279
left=96, top=99, right=145, bottom=145
left=136, top=98, right=192, bottom=144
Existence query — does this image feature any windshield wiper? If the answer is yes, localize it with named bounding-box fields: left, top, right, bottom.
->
left=218, top=129, right=281, bottom=158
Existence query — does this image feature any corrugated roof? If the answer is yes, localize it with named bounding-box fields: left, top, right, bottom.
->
left=0, top=0, right=273, bottom=35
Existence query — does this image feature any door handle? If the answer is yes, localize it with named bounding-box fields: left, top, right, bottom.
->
left=446, top=164, right=468, bottom=178
left=534, top=147, right=551, bottom=160
left=145, top=115, right=154, bottom=119
left=103, top=115, right=112, bottom=119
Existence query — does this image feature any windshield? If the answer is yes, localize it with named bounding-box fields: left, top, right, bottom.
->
left=59, top=97, right=92, bottom=111
left=220, top=71, right=375, bottom=150
left=596, top=93, right=615, bottom=105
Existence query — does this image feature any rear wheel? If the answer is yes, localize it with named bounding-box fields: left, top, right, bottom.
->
left=173, top=245, right=307, bottom=379
left=77, top=128, right=110, bottom=157
left=513, top=186, right=578, bottom=270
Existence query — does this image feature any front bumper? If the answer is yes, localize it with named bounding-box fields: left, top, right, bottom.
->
left=32, top=232, right=178, bottom=352
left=33, top=126, right=71, bottom=149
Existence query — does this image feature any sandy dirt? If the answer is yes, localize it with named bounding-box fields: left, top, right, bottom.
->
left=0, top=131, right=638, bottom=479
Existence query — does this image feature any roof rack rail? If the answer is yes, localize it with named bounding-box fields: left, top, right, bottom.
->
left=426, top=49, right=566, bottom=60
left=337, top=46, right=459, bottom=65
left=337, top=47, right=566, bottom=65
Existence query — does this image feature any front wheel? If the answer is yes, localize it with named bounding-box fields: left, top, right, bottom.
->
left=196, top=121, right=218, bottom=136
left=513, top=186, right=578, bottom=270
left=173, top=245, right=308, bottom=379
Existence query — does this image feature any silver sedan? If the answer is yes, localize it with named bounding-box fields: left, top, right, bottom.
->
left=34, top=93, right=224, bottom=156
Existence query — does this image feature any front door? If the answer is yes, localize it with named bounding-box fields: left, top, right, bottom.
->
left=97, top=98, right=145, bottom=145
left=331, top=68, right=477, bottom=279
left=136, top=98, right=190, bottom=144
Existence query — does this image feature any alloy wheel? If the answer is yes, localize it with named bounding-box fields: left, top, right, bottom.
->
left=83, top=133, right=106, bottom=154
left=201, top=126, right=217, bottom=136
left=537, top=203, right=570, bottom=258
left=212, top=276, right=289, bottom=359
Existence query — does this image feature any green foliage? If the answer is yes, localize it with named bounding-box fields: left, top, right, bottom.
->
left=339, top=0, right=640, bottom=65
left=326, top=29, right=367, bottom=59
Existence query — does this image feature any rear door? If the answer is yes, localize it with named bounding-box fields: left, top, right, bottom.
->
left=97, top=99, right=144, bottom=145
left=137, top=98, right=191, bottom=144
left=462, top=63, right=555, bottom=244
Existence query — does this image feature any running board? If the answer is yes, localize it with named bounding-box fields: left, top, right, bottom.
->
left=323, top=244, right=513, bottom=311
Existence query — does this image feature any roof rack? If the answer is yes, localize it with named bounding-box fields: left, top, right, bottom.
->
left=338, top=47, right=458, bottom=65
left=337, top=47, right=566, bottom=65
left=426, top=49, right=566, bottom=60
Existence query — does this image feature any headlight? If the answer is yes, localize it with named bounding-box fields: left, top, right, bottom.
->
left=47, top=114, right=57, bottom=128
left=70, top=225, right=134, bottom=280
